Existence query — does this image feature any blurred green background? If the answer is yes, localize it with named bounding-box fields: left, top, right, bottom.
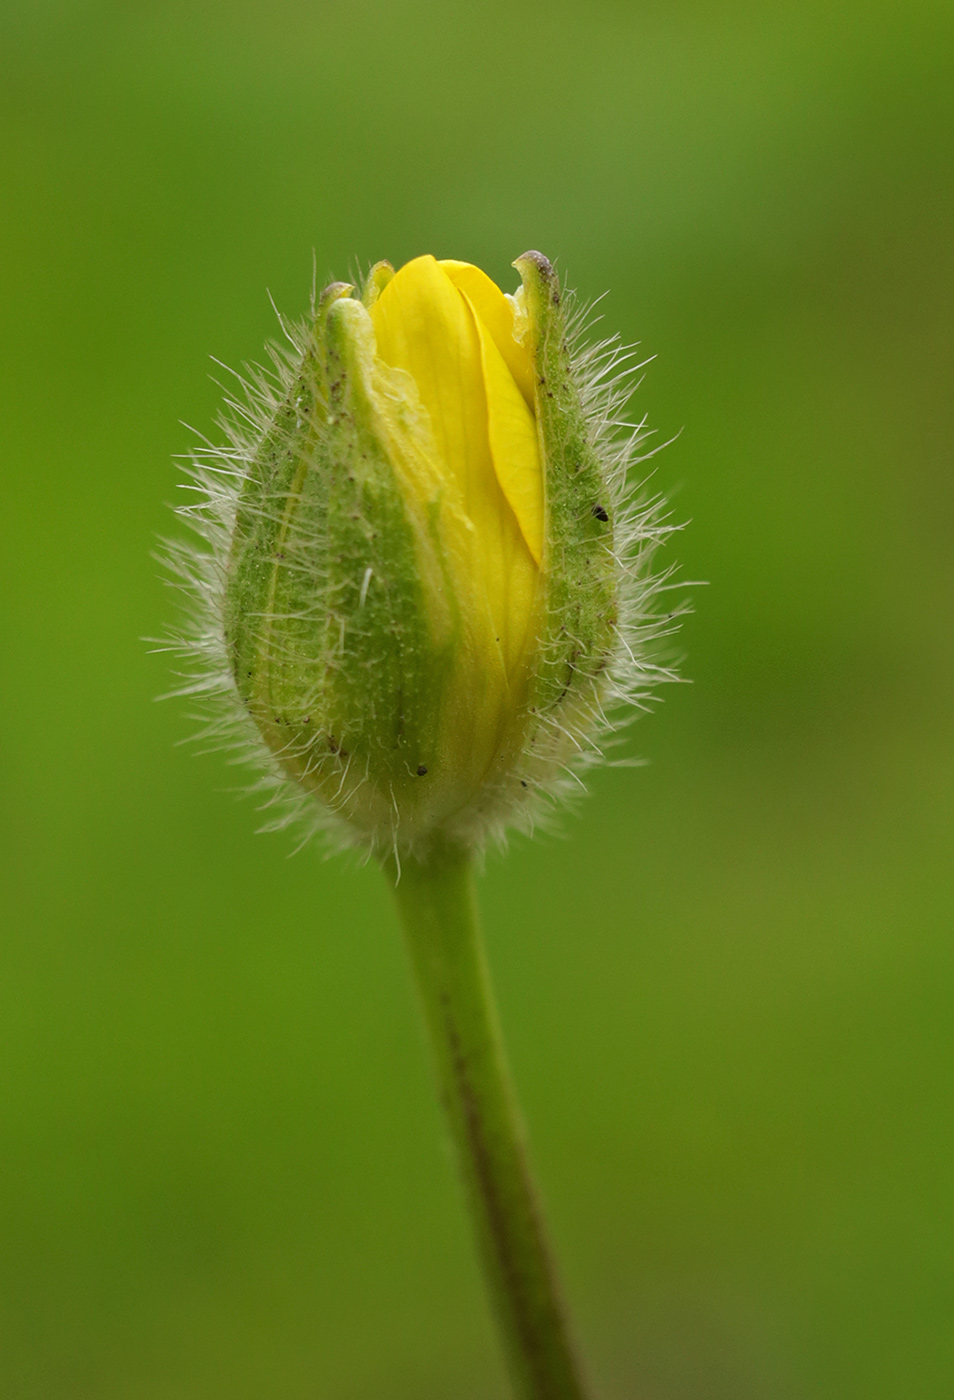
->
left=1, top=1, right=952, bottom=1396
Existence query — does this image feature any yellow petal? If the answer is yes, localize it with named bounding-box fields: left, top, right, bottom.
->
left=440, top=260, right=537, bottom=410
left=370, top=256, right=488, bottom=527
left=459, top=287, right=544, bottom=568
left=370, top=255, right=539, bottom=685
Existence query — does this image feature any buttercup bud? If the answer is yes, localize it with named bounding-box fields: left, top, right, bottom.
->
left=167, top=253, right=676, bottom=858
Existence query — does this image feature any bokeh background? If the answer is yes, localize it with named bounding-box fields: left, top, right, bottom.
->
left=2, top=1, right=952, bottom=1396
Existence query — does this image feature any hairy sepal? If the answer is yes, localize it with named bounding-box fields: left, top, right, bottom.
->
left=224, top=289, right=447, bottom=851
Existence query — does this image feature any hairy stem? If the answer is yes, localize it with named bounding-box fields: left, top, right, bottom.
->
left=389, top=842, right=592, bottom=1400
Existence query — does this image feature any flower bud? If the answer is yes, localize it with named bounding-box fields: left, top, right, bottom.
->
left=170, top=253, right=674, bottom=857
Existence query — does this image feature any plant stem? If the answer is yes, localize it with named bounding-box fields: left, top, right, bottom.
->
left=389, top=841, right=592, bottom=1400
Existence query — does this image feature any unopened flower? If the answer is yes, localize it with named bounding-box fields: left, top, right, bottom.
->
left=165, top=252, right=677, bottom=858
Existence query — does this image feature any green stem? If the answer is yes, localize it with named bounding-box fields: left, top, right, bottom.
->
left=389, top=841, right=592, bottom=1400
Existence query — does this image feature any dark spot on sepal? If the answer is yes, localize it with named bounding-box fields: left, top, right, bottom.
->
left=416, top=764, right=428, bottom=777
left=516, top=249, right=554, bottom=280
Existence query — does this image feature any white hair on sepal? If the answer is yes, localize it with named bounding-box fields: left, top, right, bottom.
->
left=458, top=269, right=687, bottom=859
left=155, top=309, right=370, bottom=859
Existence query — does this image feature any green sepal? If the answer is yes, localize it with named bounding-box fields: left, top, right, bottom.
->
left=362, top=260, right=395, bottom=308
left=222, top=287, right=446, bottom=840
left=513, top=251, right=618, bottom=722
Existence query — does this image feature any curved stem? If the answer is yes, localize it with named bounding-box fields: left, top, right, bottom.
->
left=388, top=842, right=592, bottom=1400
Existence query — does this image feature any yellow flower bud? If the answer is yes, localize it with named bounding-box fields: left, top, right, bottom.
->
left=167, top=252, right=676, bottom=858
